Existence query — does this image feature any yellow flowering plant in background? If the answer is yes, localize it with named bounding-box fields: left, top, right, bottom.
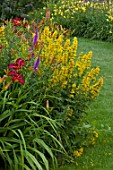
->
left=36, top=0, right=113, bottom=42
left=0, top=17, right=103, bottom=169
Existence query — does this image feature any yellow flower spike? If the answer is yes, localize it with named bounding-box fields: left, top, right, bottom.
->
left=99, top=77, right=104, bottom=85
left=90, top=77, right=104, bottom=99
left=36, top=22, right=103, bottom=98
left=72, top=37, right=78, bottom=49
left=43, top=27, right=50, bottom=37
left=64, top=39, right=70, bottom=48
left=95, top=67, right=100, bottom=73
left=0, top=26, right=5, bottom=35
left=87, top=51, right=92, bottom=59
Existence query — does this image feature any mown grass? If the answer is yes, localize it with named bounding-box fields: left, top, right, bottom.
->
left=58, top=38, right=113, bottom=170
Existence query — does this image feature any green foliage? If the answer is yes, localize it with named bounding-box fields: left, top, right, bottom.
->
left=0, top=89, right=63, bottom=169
left=72, top=5, right=112, bottom=41
left=0, top=56, right=65, bottom=169
left=0, top=0, right=46, bottom=20
left=0, top=18, right=103, bottom=169
left=0, top=20, right=66, bottom=169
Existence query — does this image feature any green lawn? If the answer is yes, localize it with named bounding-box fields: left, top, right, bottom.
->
left=58, top=38, right=113, bottom=170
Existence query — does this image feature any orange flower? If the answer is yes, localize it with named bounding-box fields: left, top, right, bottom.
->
left=0, top=75, right=7, bottom=84
left=46, top=8, right=50, bottom=19
left=3, top=82, right=11, bottom=91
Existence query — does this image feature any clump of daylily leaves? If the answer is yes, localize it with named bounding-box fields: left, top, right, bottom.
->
left=0, top=15, right=103, bottom=170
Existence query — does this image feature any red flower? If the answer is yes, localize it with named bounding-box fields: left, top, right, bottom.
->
left=8, top=58, right=26, bottom=70
left=8, top=71, right=25, bottom=84
left=12, top=17, right=22, bottom=26
left=13, top=29, right=17, bottom=33
left=23, top=23, right=28, bottom=27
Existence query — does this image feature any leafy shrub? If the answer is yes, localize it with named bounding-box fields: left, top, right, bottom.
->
left=0, top=0, right=46, bottom=20
left=0, top=17, right=103, bottom=169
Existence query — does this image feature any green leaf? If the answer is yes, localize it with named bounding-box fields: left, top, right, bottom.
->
left=44, top=130, right=66, bottom=153
left=18, top=129, right=26, bottom=150
left=8, top=120, right=25, bottom=129
left=13, top=150, right=19, bottom=170
left=25, top=150, right=43, bottom=170
left=2, top=91, right=9, bottom=111
left=29, top=147, right=49, bottom=170
left=1, top=141, right=14, bottom=170
left=24, top=164, right=31, bottom=170
left=33, top=138, right=54, bottom=160
left=0, top=110, right=11, bottom=122
left=20, top=141, right=24, bottom=170
left=0, top=137, right=21, bottom=144
left=31, top=113, right=59, bottom=133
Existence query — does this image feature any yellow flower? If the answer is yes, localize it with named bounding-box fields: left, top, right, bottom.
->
left=71, top=89, right=75, bottom=94
left=72, top=83, right=76, bottom=88
left=73, top=148, right=84, bottom=157
left=68, top=109, right=73, bottom=117
left=79, top=147, right=84, bottom=154
left=70, top=94, right=74, bottom=98
left=109, top=30, right=112, bottom=34
left=93, top=131, right=98, bottom=138
left=90, top=137, right=95, bottom=145
left=73, top=150, right=81, bottom=157
left=90, top=161, right=94, bottom=167
left=75, top=162, right=78, bottom=166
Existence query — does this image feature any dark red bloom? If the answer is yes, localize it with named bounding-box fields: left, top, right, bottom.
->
left=8, top=71, right=25, bottom=84
left=8, top=58, right=26, bottom=70
left=0, top=46, right=3, bottom=49
left=17, top=32, right=22, bottom=36
left=13, top=29, right=18, bottom=33
left=12, top=17, right=22, bottom=26
left=23, top=23, right=28, bottom=27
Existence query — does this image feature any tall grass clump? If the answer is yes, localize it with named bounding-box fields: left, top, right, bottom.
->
left=0, top=16, right=103, bottom=169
